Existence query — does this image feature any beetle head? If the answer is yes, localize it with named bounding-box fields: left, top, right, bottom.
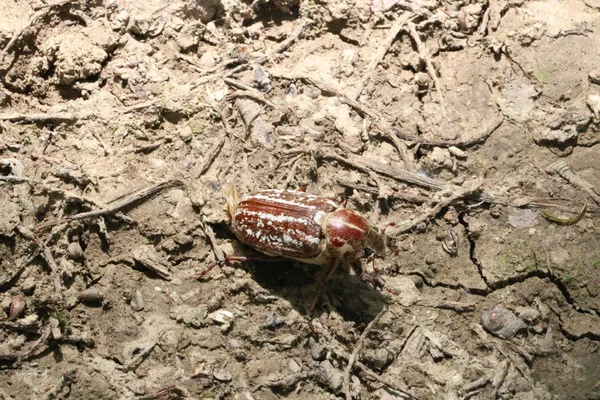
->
left=364, top=227, right=389, bottom=256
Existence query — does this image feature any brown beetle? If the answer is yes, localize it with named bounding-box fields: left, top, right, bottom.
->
left=203, top=186, right=390, bottom=314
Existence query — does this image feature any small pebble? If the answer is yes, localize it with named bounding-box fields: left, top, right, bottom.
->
left=169, top=305, right=208, bottom=328
left=49, top=317, right=61, bottom=340
left=179, top=126, right=193, bottom=142
left=481, top=305, right=527, bottom=339
left=253, top=67, right=270, bottom=87
left=209, top=309, right=234, bottom=325
left=173, top=234, right=193, bottom=247
left=199, top=51, right=216, bottom=69
left=264, top=313, right=286, bottom=330
left=490, top=207, right=501, bottom=219
left=78, top=288, right=104, bottom=305
left=21, top=276, right=37, bottom=296
left=361, top=348, right=395, bottom=371
left=209, top=309, right=234, bottom=331
left=317, top=360, right=343, bottom=393
left=448, top=146, right=467, bottom=159
left=67, top=242, right=84, bottom=261
left=288, top=359, right=302, bottom=373
left=303, top=86, right=321, bottom=99
left=409, top=275, right=424, bottom=288
left=213, top=369, right=232, bottom=382
left=227, top=339, right=243, bottom=349
left=589, top=68, right=600, bottom=84
left=130, top=289, right=145, bottom=311
left=9, top=295, right=26, bottom=320
left=285, top=83, right=297, bottom=95
left=586, top=94, right=600, bottom=119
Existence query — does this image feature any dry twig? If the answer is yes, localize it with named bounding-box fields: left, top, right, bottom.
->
left=318, top=327, right=419, bottom=399
left=477, top=7, right=491, bottom=35
left=463, top=375, right=492, bottom=397
left=546, top=160, right=600, bottom=206
left=392, top=178, right=483, bottom=234
left=200, top=222, right=225, bottom=263
left=492, top=360, right=510, bottom=399
left=407, top=22, right=446, bottom=114
left=253, top=371, right=318, bottom=392
left=36, top=180, right=183, bottom=231
left=227, top=90, right=276, bottom=109
left=0, top=175, right=32, bottom=183
left=352, top=13, right=415, bottom=101
left=254, top=19, right=313, bottom=64
left=316, top=150, right=451, bottom=191
left=0, top=318, right=41, bottom=334
left=414, top=299, right=476, bottom=312
left=344, top=307, right=387, bottom=400
left=16, top=325, right=52, bottom=365
left=16, top=226, right=63, bottom=296
left=179, top=54, right=243, bottom=74
left=133, top=246, right=173, bottom=280
left=39, top=369, right=77, bottom=400
left=197, top=135, right=227, bottom=178
left=337, top=179, right=428, bottom=204
left=1, top=158, right=35, bottom=226
left=224, top=78, right=276, bottom=107
left=0, top=175, right=136, bottom=224
left=282, top=156, right=302, bottom=189
left=0, top=112, right=78, bottom=123
left=393, top=116, right=504, bottom=148
left=118, top=330, right=167, bottom=372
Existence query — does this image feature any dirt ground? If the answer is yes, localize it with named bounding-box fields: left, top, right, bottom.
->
left=1, top=0, right=599, bottom=399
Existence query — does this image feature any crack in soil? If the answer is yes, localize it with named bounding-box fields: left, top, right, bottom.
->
left=457, top=213, right=492, bottom=288
left=457, top=213, right=598, bottom=317
left=405, top=271, right=489, bottom=296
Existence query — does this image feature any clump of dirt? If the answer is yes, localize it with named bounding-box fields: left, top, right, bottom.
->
left=1, top=0, right=599, bottom=399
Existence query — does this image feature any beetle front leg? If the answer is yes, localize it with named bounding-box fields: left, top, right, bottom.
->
left=350, top=259, right=389, bottom=292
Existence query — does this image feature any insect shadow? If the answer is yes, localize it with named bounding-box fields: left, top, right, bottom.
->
left=210, top=222, right=389, bottom=324
left=233, top=253, right=389, bottom=325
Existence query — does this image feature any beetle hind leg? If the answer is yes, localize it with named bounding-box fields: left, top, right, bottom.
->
left=308, top=259, right=340, bottom=315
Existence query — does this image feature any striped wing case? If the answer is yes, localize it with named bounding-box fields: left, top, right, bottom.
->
left=231, top=190, right=339, bottom=259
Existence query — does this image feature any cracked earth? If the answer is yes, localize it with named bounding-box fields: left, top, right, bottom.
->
left=0, top=0, right=599, bottom=399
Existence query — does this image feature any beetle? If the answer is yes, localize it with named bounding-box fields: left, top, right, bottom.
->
left=202, top=186, right=390, bottom=314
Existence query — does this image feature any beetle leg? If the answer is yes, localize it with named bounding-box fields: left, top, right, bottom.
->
left=308, top=258, right=340, bottom=315
left=351, top=259, right=384, bottom=290
left=349, top=259, right=398, bottom=295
